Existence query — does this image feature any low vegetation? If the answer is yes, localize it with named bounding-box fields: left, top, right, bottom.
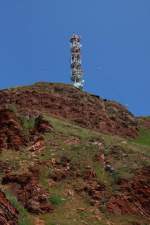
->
left=4, top=190, right=33, bottom=225
left=0, top=114, right=150, bottom=225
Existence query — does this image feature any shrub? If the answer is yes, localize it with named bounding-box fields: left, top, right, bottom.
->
left=7, top=104, right=17, bottom=113
left=49, top=194, right=65, bottom=206
left=21, top=116, right=35, bottom=133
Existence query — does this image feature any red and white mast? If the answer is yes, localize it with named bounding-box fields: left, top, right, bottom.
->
left=70, top=34, right=84, bottom=89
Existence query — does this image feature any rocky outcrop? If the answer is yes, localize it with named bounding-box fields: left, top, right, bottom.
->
left=2, top=170, right=53, bottom=214
left=0, top=109, right=52, bottom=151
left=0, top=190, right=18, bottom=225
left=107, top=167, right=150, bottom=217
left=75, top=165, right=150, bottom=218
left=49, top=156, right=76, bottom=182
left=33, top=115, right=53, bottom=134
left=0, top=109, right=26, bottom=150
left=0, top=82, right=138, bottom=138
left=0, top=161, right=13, bottom=174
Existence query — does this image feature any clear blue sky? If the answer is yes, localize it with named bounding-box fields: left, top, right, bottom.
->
left=0, top=0, right=150, bottom=116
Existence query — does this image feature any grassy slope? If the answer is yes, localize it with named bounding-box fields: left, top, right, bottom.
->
left=134, top=116, right=150, bottom=147
left=133, top=128, right=150, bottom=147
left=0, top=115, right=150, bottom=225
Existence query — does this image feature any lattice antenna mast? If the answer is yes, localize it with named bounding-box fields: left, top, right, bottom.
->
left=70, top=34, right=84, bottom=90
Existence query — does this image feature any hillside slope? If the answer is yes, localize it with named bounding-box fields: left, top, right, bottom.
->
left=0, top=83, right=149, bottom=225
left=0, top=82, right=138, bottom=138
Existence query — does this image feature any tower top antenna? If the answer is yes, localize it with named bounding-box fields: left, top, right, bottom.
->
left=70, top=34, right=84, bottom=90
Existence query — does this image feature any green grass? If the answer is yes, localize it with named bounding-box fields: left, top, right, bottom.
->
left=49, top=194, right=66, bottom=206
left=133, top=128, right=150, bottom=146
left=21, top=116, right=35, bottom=134
left=7, top=103, right=18, bottom=113
left=44, top=115, right=102, bottom=141
left=0, top=149, right=34, bottom=173
left=42, top=194, right=107, bottom=225
left=1, top=114, right=150, bottom=225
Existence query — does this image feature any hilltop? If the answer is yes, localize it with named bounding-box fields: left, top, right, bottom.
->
left=0, top=82, right=149, bottom=225
left=0, top=82, right=138, bottom=138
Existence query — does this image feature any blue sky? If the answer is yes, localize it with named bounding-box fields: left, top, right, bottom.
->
left=0, top=0, right=150, bottom=116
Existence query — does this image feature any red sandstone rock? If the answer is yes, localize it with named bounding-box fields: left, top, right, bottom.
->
left=34, top=115, right=53, bottom=133
left=0, top=83, right=139, bottom=138
left=0, top=190, right=18, bottom=225
left=107, top=167, right=150, bottom=217
left=2, top=171, right=53, bottom=214
left=0, top=109, right=26, bottom=150
left=0, top=109, right=53, bottom=151
left=28, top=137, right=45, bottom=152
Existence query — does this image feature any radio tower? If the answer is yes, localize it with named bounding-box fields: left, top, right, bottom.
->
left=70, top=34, right=84, bottom=90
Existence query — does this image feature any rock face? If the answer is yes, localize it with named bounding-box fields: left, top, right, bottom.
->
left=2, top=170, right=53, bottom=214
left=0, top=109, right=26, bottom=150
left=0, top=82, right=138, bottom=138
left=34, top=115, right=53, bottom=133
left=74, top=165, right=150, bottom=218
left=0, top=190, right=18, bottom=225
left=0, top=109, right=53, bottom=151
left=107, top=167, right=150, bottom=217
